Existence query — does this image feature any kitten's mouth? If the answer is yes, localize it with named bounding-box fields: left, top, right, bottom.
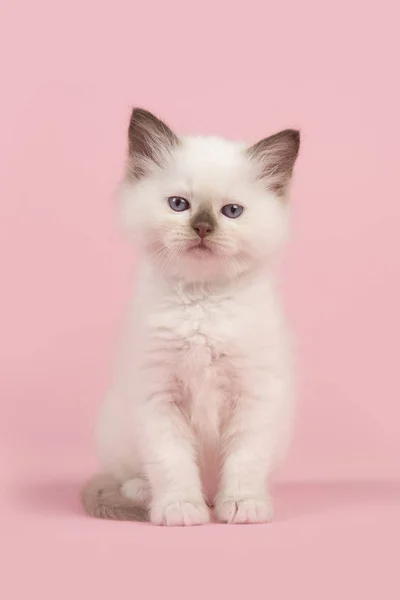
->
left=186, top=241, right=214, bottom=256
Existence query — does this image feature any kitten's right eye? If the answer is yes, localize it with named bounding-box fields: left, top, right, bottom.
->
left=168, top=196, right=190, bottom=212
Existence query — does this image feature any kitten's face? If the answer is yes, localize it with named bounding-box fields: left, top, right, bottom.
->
left=120, top=109, right=299, bottom=282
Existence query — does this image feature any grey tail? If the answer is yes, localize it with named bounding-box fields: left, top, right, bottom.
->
left=81, top=473, right=149, bottom=522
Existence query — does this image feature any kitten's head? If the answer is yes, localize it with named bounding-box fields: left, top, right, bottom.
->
left=119, top=108, right=299, bottom=282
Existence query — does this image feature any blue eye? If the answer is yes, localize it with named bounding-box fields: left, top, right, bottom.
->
left=168, top=196, right=190, bottom=212
left=221, top=204, right=244, bottom=219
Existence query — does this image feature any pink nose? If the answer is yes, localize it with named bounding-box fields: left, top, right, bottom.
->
left=193, top=222, right=213, bottom=239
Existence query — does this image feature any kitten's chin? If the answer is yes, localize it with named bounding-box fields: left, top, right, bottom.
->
left=171, top=248, right=249, bottom=283
left=144, top=239, right=251, bottom=282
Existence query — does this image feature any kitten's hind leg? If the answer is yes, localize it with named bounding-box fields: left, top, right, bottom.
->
left=121, top=477, right=152, bottom=506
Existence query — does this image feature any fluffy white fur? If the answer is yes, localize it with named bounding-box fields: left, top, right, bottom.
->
left=85, top=109, right=299, bottom=526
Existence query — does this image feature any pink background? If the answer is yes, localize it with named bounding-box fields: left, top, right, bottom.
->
left=1, top=0, right=399, bottom=598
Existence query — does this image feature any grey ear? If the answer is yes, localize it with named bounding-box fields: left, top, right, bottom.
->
left=248, top=129, right=300, bottom=195
left=127, top=108, right=179, bottom=179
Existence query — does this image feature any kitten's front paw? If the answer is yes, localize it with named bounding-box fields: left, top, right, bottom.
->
left=151, top=499, right=210, bottom=526
left=215, top=496, right=273, bottom=524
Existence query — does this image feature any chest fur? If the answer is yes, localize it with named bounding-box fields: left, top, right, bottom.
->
left=175, top=300, right=230, bottom=389
left=157, top=298, right=236, bottom=437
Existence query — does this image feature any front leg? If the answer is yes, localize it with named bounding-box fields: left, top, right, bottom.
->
left=138, top=385, right=209, bottom=526
left=215, top=369, right=292, bottom=524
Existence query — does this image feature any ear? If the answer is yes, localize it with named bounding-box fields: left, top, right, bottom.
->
left=127, top=108, right=179, bottom=179
left=247, top=129, right=300, bottom=196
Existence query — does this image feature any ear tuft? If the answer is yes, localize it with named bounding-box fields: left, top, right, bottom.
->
left=248, top=129, right=300, bottom=195
left=127, top=108, right=179, bottom=179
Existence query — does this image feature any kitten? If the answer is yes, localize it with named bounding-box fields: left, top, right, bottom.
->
left=81, top=108, right=300, bottom=525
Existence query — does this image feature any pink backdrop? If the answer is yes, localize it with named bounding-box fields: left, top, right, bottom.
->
left=1, top=1, right=399, bottom=598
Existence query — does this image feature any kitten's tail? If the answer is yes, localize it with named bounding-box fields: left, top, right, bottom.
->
left=81, top=474, right=149, bottom=522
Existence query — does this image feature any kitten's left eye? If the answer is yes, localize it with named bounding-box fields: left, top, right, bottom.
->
left=168, top=196, right=190, bottom=212
left=221, top=204, right=244, bottom=219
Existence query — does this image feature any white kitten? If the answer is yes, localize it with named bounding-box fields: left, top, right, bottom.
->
left=81, top=108, right=300, bottom=525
